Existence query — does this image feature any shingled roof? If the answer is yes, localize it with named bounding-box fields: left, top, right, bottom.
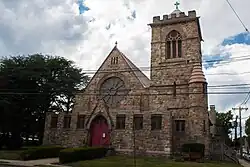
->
left=116, top=47, right=151, bottom=88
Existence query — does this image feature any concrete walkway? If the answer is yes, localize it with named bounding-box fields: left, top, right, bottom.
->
left=0, top=158, right=69, bottom=167
left=239, top=159, right=250, bottom=167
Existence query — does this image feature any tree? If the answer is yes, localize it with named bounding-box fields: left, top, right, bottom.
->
left=216, top=110, right=234, bottom=138
left=0, top=54, right=90, bottom=148
left=245, top=117, right=250, bottom=147
left=245, top=117, right=250, bottom=137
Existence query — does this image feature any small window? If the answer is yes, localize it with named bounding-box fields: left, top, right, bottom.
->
left=203, top=83, right=207, bottom=94
left=175, top=120, right=185, bottom=132
left=77, top=115, right=85, bottom=129
left=133, top=115, right=143, bottom=130
left=111, top=57, right=118, bottom=65
left=173, top=82, right=176, bottom=97
left=172, top=40, right=176, bottom=58
left=166, top=41, right=171, bottom=59
left=178, top=40, right=182, bottom=58
left=203, top=120, right=206, bottom=132
left=51, top=116, right=58, bottom=128
left=63, top=116, right=71, bottom=129
left=116, top=115, right=125, bottom=129
left=115, top=57, right=118, bottom=64
left=151, top=115, right=162, bottom=130
left=111, top=57, right=114, bottom=64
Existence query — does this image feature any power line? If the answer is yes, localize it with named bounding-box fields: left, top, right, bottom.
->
left=2, top=83, right=250, bottom=92
left=82, top=55, right=250, bottom=73
left=209, top=87, right=250, bottom=90
left=1, top=65, right=250, bottom=77
left=241, top=116, right=249, bottom=120
left=1, top=54, right=250, bottom=75
left=244, top=95, right=250, bottom=104
left=0, top=91, right=250, bottom=95
left=208, top=83, right=250, bottom=88
left=1, top=87, right=249, bottom=92
left=65, top=55, right=250, bottom=73
left=225, top=0, right=249, bottom=32
left=241, top=92, right=250, bottom=105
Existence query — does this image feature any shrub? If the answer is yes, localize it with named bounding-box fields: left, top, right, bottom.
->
left=23, top=140, right=41, bottom=147
left=5, top=135, right=23, bottom=150
left=0, top=136, right=5, bottom=150
left=182, top=143, right=205, bottom=161
left=182, top=143, right=205, bottom=155
left=59, top=147, right=108, bottom=164
left=20, top=146, right=64, bottom=160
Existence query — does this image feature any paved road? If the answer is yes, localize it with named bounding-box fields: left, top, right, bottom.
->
left=239, top=159, right=250, bottom=167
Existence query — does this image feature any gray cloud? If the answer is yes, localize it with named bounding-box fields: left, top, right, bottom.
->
left=0, top=0, right=88, bottom=57
left=1, top=0, right=250, bottom=119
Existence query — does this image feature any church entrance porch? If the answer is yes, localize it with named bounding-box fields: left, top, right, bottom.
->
left=89, top=115, right=110, bottom=147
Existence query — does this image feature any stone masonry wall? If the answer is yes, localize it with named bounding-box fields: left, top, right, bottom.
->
left=43, top=46, right=172, bottom=155
left=43, top=9, right=211, bottom=157
left=188, top=83, right=210, bottom=156
left=43, top=112, right=87, bottom=148
left=150, top=11, right=201, bottom=86
left=149, top=10, right=210, bottom=153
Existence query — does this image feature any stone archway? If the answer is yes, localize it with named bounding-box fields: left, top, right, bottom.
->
left=89, top=115, right=111, bottom=147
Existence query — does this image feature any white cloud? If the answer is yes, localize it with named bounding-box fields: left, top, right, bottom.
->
left=0, top=0, right=250, bottom=120
left=205, top=44, right=250, bottom=129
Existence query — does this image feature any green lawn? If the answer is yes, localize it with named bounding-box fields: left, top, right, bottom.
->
left=0, top=146, right=39, bottom=160
left=68, top=156, right=242, bottom=167
left=0, top=150, right=22, bottom=160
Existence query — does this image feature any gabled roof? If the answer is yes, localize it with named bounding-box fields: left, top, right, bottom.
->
left=115, top=47, right=151, bottom=88
left=83, top=45, right=151, bottom=92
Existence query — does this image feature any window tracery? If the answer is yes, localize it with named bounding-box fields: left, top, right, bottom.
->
left=165, top=30, right=182, bottom=59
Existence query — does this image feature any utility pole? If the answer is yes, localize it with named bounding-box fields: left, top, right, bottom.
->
left=233, top=107, right=248, bottom=158
left=235, top=115, right=238, bottom=149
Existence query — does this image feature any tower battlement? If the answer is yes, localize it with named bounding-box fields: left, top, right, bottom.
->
left=152, top=10, right=197, bottom=24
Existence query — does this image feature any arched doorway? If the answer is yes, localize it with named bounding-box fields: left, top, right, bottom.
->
left=89, top=115, right=110, bottom=147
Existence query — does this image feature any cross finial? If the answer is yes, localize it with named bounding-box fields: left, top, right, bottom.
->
left=174, top=1, right=180, bottom=10
left=115, top=41, right=118, bottom=46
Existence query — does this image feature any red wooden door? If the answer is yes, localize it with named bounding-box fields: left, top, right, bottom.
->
left=90, top=116, right=110, bottom=147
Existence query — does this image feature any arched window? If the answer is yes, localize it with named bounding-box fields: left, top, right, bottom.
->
left=166, top=30, right=182, bottom=59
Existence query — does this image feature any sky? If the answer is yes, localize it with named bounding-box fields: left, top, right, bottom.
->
left=0, top=0, right=250, bottom=134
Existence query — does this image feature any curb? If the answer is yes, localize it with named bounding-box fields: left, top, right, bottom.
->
left=45, top=164, right=71, bottom=167
left=0, top=162, right=70, bottom=167
left=0, top=162, right=31, bottom=167
left=34, top=164, right=71, bottom=167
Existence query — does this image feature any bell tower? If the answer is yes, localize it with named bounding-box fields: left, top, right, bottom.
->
left=148, top=3, right=203, bottom=86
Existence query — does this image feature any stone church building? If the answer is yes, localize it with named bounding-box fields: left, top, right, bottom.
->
left=43, top=7, right=214, bottom=156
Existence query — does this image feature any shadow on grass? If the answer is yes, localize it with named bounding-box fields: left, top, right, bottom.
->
left=66, top=156, right=242, bottom=167
left=0, top=146, right=46, bottom=160
left=0, top=150, right=23, bottom=160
